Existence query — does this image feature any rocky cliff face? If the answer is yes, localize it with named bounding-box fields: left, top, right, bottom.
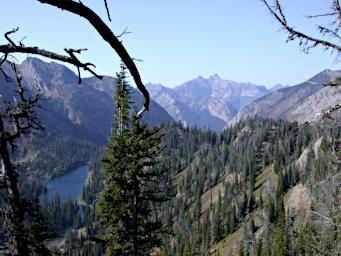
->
left=147, top=74, right=269, bottom=130
left=231, top=69, right=341, bottom=125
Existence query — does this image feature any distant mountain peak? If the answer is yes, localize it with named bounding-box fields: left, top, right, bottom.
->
left=23, top=56, right=43, bottom=64
left=308, top=69, right=341, bottom=84
left=193, top=75, right=205, bottom=82
left=146, top=82, right=164, bottom=88
left=147, top=74, right=271, bottom=131
left=270, top=83, right=288, bottom=92
left=209, top=73, right=221, bottom=80
left=231, top=68, right=341, bottom=126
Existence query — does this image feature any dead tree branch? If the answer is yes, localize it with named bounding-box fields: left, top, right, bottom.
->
left=260, top=0, right=341, bottom=54
left=0, top=28, right=103, bottom=83
left=0, top=0, right=150, bottom=110
left=117, top=27, right=132, bottom=38
left=36, top=0, right=150, bottom=110
left=103, top=0, right=111, bottom=22
left=0, top=62, right=43, bottom=255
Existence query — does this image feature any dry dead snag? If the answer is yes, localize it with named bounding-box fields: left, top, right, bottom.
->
left=0, top=63, right=43, bottom=255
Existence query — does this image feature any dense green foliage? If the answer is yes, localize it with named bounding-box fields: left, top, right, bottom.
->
left=97, top=65, right=169, bottom=256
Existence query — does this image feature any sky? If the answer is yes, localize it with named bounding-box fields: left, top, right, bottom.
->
left=1, top=0, right=340, bottom=88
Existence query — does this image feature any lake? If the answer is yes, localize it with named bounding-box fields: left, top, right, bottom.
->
left=44, top=164, right=89, bottom=201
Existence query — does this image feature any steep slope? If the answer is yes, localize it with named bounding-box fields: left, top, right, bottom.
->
left=269, top=83, right=288, bottom=92
left=155, top=118, right=341, bottom=255
left=232, top=69, right=341, bottom=125
left=147, top=74, right=269, bottom=130
left=146, top=83, right=226, bottom=130
left=0, top=58, right=173, bottom=144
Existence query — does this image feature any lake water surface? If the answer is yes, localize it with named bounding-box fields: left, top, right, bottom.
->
left=45, top=164, right=89, bottom=201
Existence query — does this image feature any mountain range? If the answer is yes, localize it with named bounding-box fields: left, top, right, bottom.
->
left=0, top=58, right=173, bottom=144
left=1, top=58, right=340, bottom=138
left=232, top=69, right=341, bottom=125
left=147, top=70, right=341, bottom=129
left=147, top=74, right=271, bottom=130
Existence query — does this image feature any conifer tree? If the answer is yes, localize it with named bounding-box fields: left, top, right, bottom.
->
left=212, top=191, right=222, bottom=243
left=28, top=199, right=51, bottom=256
left=98, top=64, right=168, bottom=256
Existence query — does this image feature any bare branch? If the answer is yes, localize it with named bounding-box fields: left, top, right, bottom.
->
left=333, top=0, right=341, bottom=26
left=18, top=36, right=27, bottom=47
left=0, top=56, right=10, bottom=82
left=317, top=25, right=341, bottom=40
left=117, top=27, right=132, bottom=38
left=4, top=63, right=44, bottom=149
left=64, top=47, right=94, bottom=83
left=5, top=27, right=19, bottom=46
left=274, top=0, right=287, bottom=25
left=103, top=0, right=111, bottom=22
left=306, top=13, right=338, bottom=19
left=0, top=44, right=103, bottom=81
left=36, top=0, right=150, bottom=110
left=132, top=57, right=144, bottom=62
left=260, top=0, right=341, bottom=53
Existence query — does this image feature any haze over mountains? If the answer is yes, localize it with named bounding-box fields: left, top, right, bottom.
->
left=147, top=69, right=341, bottom=129
left=232, top=69, right=341, bottom=125
left=147, top=75, right=272, bottom=130
left=1, top=58, right=340, bottom=137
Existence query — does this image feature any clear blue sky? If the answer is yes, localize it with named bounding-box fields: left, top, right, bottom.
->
left=1, top=0, right=340, bottom=88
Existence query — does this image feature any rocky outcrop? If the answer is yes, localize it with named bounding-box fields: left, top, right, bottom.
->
left=231, top=69, right=341, bottom=125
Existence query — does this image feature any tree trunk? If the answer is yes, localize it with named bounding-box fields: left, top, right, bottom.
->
left=0, top=114, right=29, bottom=256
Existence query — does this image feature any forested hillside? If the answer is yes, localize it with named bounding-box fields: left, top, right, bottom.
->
left=16, top=133, right=104, bottom=179
left=157, top=118, right=340, bottom=255
left=37, top=117, right=340, bottom=255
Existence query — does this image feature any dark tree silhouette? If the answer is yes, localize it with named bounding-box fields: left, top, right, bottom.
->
left=0, top=63, right=43, bottom=255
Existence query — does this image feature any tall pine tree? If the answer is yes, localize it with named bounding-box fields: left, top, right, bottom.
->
left=98, top=64, right=168, bottom=256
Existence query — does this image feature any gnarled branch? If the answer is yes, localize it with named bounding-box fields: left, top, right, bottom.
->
left=0, top=43, right=102, bottom=82
left=36, top=0, right=150, bottom=110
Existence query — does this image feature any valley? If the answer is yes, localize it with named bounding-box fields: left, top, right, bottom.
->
left=0, top=58, right=340, bottom=255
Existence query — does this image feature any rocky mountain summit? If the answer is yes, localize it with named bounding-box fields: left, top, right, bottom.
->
left=147, top=74, right=269, bottom=130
